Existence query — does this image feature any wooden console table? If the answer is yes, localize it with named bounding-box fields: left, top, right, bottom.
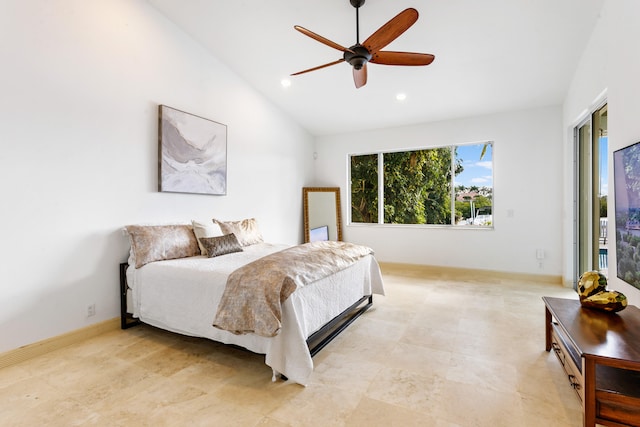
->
left=543, top=296, right=640, bottom=427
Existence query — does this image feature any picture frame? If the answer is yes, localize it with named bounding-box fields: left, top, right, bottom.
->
left=613, top=140, right=640, bottom=290
left=158, top=105, right=227, bottom=195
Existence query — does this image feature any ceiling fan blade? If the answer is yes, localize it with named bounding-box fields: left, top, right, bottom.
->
left=294, top=25, right=354, bottom=53
left=371, top=51, right=435, bottom=66
left=363, top=8, right=418, bottom=54
left=291, top=59, right=345, bottom=76
left=353, top=64, right=367, bottom=89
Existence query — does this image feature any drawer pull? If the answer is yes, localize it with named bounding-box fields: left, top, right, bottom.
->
left=568, top=374, right=581, bottom=390
left=551, top=342, right=565, bottom=366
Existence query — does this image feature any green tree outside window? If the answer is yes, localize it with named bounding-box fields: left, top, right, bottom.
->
left=350, top=143, right=492, bottom=226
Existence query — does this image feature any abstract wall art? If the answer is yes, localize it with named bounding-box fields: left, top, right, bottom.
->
left=158, top=105, right=227, bottom=195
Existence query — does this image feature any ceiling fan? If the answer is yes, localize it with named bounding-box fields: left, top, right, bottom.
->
left=291, top=0, right=435, bottom=89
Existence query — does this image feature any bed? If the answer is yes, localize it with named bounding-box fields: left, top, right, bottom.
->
left=120, top=219, right=385, bottom=386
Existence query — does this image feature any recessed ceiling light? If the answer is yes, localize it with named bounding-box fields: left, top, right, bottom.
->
left=396, top=93, right=407, bottom=101
left=281, top=78, right=292, bottom=88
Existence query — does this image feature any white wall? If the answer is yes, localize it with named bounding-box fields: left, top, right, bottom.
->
left=315, top=106, right=564, bottom=276
left=0, top=0, right=314, bottom=353
left=561, top=0, right=608, bottom=289
left=562, top=0, right=640, bottom=307
left=607, top=0, right=640, bottom=307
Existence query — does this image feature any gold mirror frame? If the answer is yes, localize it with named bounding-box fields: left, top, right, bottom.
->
left=303, top=187, right=342, bottom=243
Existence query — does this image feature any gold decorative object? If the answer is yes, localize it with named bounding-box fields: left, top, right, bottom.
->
left=577, top=271, right=628, bottom=313
left=577, top=271, right=608, bottom=298
left=580, top=291, right=628, bottom=313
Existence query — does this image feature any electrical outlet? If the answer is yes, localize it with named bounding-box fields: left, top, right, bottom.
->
left=87, top=304, right=96, bottom=317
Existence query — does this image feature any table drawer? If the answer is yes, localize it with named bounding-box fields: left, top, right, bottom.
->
left=551, top=324, right=584, bottom=403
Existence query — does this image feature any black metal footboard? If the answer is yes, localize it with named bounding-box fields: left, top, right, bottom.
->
left=306, top=294, right=373, bottom=357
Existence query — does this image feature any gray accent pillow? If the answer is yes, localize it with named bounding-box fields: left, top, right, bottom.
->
left=191, top=219, right=224, bottom=256
left=200, top=233, right=244, bottom=258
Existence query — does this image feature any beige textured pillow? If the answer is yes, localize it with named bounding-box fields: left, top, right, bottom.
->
left=200, top=234, right=243, bottom=258
left=191, top=220, right=224, bottom=256
left=125, top=224, right=200, bottom=268
left=213, top=218, right=264, bottom=246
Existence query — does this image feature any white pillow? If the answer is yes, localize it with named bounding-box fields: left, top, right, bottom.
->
left=213, top=218, right=264, bottom=246
left=192, top=220, right=224, bottom=256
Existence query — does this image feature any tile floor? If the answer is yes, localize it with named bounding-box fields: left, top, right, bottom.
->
left=0, top=266, right=584, bottom=426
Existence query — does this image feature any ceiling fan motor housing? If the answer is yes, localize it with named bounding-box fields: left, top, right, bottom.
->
left=344, top=45, right=372, bottom=70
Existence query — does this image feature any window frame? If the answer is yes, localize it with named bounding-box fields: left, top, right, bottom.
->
left=348, top=141, right=494, bottom=229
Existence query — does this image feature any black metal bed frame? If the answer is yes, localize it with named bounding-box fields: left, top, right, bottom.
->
left=306, top=294, right=372, bottom=356
left=119, top=262, right=373, bottom=355
left=119, top=263, right=141, bottom=329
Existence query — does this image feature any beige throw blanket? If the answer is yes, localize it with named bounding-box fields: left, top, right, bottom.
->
left=213, top=241, right=373, bottom=337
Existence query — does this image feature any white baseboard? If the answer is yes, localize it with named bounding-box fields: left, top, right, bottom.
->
left=378, top=262, right=563, bottom=285
left=0, top=318, right=120, bottom=370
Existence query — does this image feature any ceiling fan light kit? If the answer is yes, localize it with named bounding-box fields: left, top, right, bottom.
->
left=291, top=0, right=434, bottom=88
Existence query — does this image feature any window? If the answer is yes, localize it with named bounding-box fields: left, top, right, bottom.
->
left=349, top=142, right=493, bottom=227
left=350, top=154, right=379, bottom=223
left=574, top=103, right=608, bottom=284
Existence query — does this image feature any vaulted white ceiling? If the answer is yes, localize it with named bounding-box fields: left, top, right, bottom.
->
left=148, top=0, right=604, bottom=136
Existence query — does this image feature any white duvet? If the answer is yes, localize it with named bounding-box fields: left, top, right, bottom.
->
left=127, top=243, right=385, bottom=385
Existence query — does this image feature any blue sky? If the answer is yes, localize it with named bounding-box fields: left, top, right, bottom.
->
left=600, top=136, right=608, bottom=197
left=455, top=143, right=493, bottom=188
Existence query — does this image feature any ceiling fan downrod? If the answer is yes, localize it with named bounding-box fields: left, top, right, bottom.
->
left=350, top=0, right=365, bottom=43
left=345, top=0, right=371, bottom=70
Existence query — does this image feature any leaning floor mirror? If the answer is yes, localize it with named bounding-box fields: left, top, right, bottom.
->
left=303, top=187, right=343, bottom=243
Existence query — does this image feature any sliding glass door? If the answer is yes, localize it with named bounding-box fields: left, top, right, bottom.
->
left=574, top=103, right=608, bottom=286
